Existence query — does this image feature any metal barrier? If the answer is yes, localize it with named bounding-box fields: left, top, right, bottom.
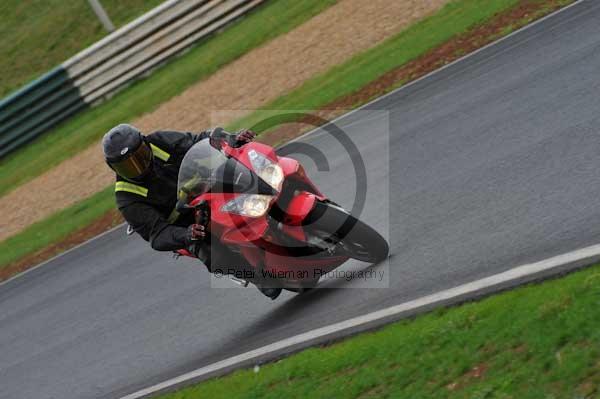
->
left=0, top=0, right=265, bottom=158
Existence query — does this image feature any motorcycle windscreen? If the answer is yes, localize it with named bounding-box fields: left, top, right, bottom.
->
left=177, top=140, right=253, bottom=203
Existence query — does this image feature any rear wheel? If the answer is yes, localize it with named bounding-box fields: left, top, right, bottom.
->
left=303, top=201, right=389, bottom=263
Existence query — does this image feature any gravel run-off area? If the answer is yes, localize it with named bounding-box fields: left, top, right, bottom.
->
left=0, top=0, right=450, bottom=241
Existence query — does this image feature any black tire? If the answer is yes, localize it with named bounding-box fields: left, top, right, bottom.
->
left=303, top=201, right=389, bottom=263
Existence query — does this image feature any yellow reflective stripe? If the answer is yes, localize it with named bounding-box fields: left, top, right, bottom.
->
left=167, top=207, right=180, bottom=223
left=150, top=143, right=170, bottom=162
left=115, top=181, right=148, bottom=197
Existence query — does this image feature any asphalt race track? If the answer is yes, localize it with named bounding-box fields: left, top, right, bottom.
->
left=2, top=1, right=600, bottom=398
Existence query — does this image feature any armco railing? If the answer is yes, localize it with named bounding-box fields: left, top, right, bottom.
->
left=0, top=0, right=264, bottom=158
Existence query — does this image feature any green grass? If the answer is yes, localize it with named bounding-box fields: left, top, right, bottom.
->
left=155, top=264, right=600, bottom=399
left=0, top=0, right=337, bottom=198
left=0, top=0, right=165, bottom=97
left=0, top=186, right=115, bottom=267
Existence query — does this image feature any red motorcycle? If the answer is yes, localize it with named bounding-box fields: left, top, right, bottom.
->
left=175, top=136, right=388, bottom=292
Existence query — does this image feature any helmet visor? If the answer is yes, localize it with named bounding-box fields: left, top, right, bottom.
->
left=110, top=142, right=153, bottom=179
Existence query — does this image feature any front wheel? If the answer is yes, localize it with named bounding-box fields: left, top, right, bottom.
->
left=303, top=201, right=389, bottom=263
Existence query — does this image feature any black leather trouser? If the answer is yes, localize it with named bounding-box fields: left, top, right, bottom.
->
left=191, top=235, right=252, bottom=277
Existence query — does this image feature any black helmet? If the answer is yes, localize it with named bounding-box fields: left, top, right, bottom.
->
left=102, top=124, right=153, bottom=181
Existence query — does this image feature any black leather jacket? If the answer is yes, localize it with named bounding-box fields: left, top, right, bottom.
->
left=114, top=129, right=211, bottom=251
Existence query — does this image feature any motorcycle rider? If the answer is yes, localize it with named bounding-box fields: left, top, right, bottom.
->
left=102, top=123, right=282, bottom=299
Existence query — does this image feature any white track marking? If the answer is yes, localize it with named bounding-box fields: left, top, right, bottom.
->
left=121, top=243, right=600, bottom=398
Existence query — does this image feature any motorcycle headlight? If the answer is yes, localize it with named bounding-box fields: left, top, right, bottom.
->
left=248, top=150, right=284, bottom=191
left=221, top=194, right=273, bottom=217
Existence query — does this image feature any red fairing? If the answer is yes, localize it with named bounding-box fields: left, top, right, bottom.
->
left=221, top=217, right=269, bottom=244
left=278, top=156, right=300, bottom=176
left=177, top=140, right=351, bottom=288
left=284, top=191, right=317, bottom=226
left=278, top=156, right=324, bottom=197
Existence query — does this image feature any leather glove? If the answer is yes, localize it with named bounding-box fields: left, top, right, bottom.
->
left=186, top=223, right=206, bottom=242
left=234, top=129, right=256, bottom=146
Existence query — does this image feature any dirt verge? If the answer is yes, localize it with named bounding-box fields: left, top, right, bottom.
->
left=0, top=0, right=575, bottom=280
left=0, top=0, right=451, bottom=242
